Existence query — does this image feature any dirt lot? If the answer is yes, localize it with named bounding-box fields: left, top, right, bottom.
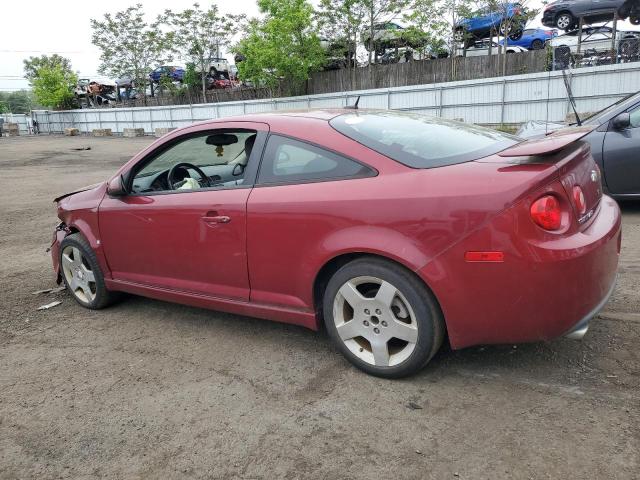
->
left=0, top=135, right=638, bottom=479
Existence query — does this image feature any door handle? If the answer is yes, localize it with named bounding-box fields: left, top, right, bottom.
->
left=201, top=213, right=231, bottom=224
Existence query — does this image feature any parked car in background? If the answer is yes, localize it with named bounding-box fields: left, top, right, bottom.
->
left=500, top=28, right=558, bottom=49
left=50, top=109, right=621, bottom=378
left=458, top=39, right=528, bottom=56
left=542, top=0, right=640, bottom=30
left=149, top=66, right=185, bottom=83
left=516, top=91, right=640, bottom=197
left=548, top=25, right=640, bottom=55
left=455, top=2, right=527, bottom=46
left=320, top=37, right=357, bottom=70
left=362, top=22, right=427, bottom=53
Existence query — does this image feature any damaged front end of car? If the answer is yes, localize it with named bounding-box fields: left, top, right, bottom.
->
left=49, top=182, right=109, bottom=284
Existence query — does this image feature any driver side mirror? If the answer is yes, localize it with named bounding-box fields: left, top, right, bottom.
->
left=612, top=112, right=631, bottom=131
left=107, top=174, right=127, bottom=197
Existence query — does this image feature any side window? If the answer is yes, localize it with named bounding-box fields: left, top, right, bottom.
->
left=257, top=135, right=374, bottom=185
left=131, top=130, right=258, bottom=194
left=629, top=105, right=640, bottom=128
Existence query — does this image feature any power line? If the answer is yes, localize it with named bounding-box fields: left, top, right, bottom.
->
left=0, top=49, right=91, bottom=54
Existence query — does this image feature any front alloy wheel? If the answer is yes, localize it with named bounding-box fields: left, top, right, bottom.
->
left=59, top=233, right=115, bottom=309
left=61, top=245, right=97, bottom=304
left=323, top=257, right=444, bottom=378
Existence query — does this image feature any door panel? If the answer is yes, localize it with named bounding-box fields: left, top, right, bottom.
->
left=603, top=105, right=640, bottom=194
left=99, top=189, right=251, bottom=300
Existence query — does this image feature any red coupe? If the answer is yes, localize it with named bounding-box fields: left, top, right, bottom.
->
left=51, top=109, right=621, bottom=377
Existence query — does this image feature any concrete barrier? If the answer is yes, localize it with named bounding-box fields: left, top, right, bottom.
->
left=154, top=127, right=177, bottom=138
left=92, top=128, right=113, bottom=137
left=123, top=128, right=145, bottom=137
left=4, top=123, right=20, bottom=136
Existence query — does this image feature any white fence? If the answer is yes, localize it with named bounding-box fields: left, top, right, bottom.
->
left=1, top=113, right=30, bottom=134
left=33, top=62, right=640, bottom=135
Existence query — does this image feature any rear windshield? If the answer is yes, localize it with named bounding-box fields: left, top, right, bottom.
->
left=330, top=111, right=520, bottom=169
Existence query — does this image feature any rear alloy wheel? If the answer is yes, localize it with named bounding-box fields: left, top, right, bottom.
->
left=555, top=12, right=574, bottom=30
left=60, top=233, right=115, bottom=309
left=531, top=39, right=544, bottom=50
left=323, top=258, right=444, bottom=378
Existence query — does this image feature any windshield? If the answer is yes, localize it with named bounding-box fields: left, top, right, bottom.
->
left=583, top=91, right=640, bottom=125
left=330, top=111, right=520, bottom=169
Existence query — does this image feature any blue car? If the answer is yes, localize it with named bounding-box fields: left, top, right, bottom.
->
left=455, top=2, right=527, bottom=47
left=499, top=28, right=558, bottom=50
left=149, top=66, right=185, bottom=83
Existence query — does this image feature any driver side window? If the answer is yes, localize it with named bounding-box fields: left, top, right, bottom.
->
left=131, top=129, right=258, bottom=194
left=629, top=105, right=640, bottom=128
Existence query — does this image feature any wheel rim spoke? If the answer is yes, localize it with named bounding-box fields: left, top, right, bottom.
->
left=72, top=247, right=82, bottom=266
left=336, top=320, right=363, bottom=341
left=62, top=253, right=74, bottom=269
left=81, top=264, right=95, bottom=282
left=375, top=281, right=397, bottom=307
left=339, top=281, right=365, bottom=308
left=390, top=320, right=418, bottom=344
left=371, top=338, right=390, bottom=366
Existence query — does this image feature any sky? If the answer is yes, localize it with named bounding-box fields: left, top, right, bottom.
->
left=1, top=0, right=636, bottom=92
left=0, top=0, right=262, bottom=91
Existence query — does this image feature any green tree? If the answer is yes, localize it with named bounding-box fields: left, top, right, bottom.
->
left=361, top=0, right=410, bottom=64
left=235, top=0, right=326, bottom=91
left=31, top=65, right=78, bottom=109
left=23, top=54, right=73, bottom=82
left=316, top=0, right=366, bottom=88
left=160, top=3, right=244, bottom=102
left=0, top=91, right=34, bottom=114
left=91, top=4, right=171, bottom=105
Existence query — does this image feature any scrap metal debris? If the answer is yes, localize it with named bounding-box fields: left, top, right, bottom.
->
left=37, top=301, right=62, bottom=311
left=31, top=286, right=65, bottom=295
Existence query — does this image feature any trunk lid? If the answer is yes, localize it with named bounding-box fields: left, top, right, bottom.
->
left=477, top=126, right=602, bottom=229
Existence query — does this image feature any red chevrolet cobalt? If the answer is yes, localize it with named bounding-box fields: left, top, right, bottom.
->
left=51, top=110, right=621, bottom=377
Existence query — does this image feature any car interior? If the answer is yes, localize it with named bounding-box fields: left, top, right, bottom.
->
left=130, top=131, right=257, bottom=193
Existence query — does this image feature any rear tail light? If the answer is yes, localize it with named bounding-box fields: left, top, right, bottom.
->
left=530, top=195, right=562, bottom=230
left=572, top=185, right=586, bottom=215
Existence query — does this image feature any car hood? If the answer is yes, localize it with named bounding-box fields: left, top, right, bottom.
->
left=54, top=182, right=105, bottom=203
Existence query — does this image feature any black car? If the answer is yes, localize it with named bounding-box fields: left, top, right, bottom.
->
left=580, top=92, right=640, bottom=197
left=542, top=0, right=640, bottom=30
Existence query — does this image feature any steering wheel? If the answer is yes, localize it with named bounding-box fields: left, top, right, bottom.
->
left=167, top=162, right=212, bottom=189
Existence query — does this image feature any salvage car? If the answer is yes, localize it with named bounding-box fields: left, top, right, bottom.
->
left=542, top=0, right=640, bottom=30
left=499, top=28, right=558, bottom=49
left=50, top=109, right=621, bottom=378
left=455, top=2, right=527, bottom=46
left=149, top=65, right=185, bottom=83
left=458, top=39, right=528, bottom=56
left=548, top=25, right=640, bottom=55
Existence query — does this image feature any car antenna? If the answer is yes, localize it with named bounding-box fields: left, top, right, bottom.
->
left=345, top=96, right=360, bottom=110
left=562, top=69, right=582, bottom=126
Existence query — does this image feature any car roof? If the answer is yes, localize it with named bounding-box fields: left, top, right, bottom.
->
left=192, top=109, right=352, bottom=127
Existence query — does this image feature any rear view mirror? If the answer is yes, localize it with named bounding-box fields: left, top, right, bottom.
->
left=612, top=112, right=631, bottom=131
left=107, top=174, right=127, bottom=197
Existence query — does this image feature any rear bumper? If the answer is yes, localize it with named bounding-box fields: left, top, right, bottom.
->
left=564, top=272, right=617, bottom=339
left=419, top=195, right=622, bottom=349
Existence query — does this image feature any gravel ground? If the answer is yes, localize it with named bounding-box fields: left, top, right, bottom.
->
left=0, top=135, right=638, bottom=480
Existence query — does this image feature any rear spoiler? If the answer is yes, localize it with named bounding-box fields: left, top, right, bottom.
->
left=498, top=125, right=596, bottom=157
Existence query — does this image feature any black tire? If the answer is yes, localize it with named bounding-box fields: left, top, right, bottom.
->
left=555, top=12, right=575, bottom=31
left=322, top=257, right=445, bottom=378
left=630, top=15, right=640, bottom=25
left=453, top=27, right=466, bottom=44
left=59, top=233, right=116, bottom=309
left=531, top=39, right=544, bottom=50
